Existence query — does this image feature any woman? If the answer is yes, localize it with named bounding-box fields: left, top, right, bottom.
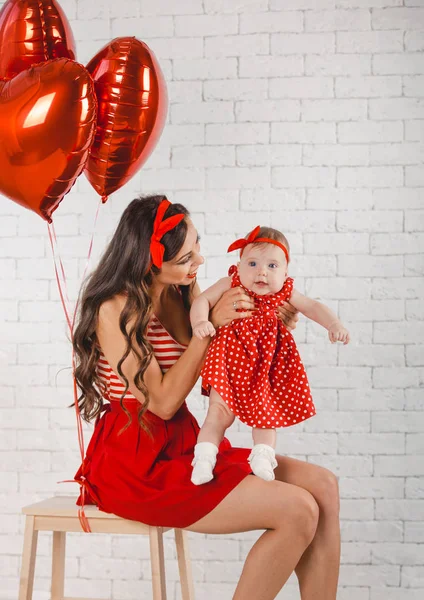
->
left=73, top=195, right=340, bottom=600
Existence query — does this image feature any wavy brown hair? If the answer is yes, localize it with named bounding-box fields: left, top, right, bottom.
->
left=73, top=195, right=192, bottom=432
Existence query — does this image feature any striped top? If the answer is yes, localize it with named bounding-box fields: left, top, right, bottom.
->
left=97, top=314, right=187, bottom=402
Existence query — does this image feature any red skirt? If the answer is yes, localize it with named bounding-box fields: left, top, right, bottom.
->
left=74, top=399, right=251, bottom=528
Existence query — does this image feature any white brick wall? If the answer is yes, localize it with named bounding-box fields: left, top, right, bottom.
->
left=0, top=0, right=423, bottom=598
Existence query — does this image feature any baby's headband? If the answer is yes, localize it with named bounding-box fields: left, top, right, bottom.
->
left=227, top=226, right=289, bottom=264
left=150, top=199, right=185, bottom=268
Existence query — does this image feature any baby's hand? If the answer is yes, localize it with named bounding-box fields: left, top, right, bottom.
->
left=328, top=322, right=350, bottom=345
left=193, top=320, right=216, bottom=339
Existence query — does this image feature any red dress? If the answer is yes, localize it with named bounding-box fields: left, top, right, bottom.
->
left=74, top=314, right=251, bottom=528
left=201, top=266, right=316, bottom=429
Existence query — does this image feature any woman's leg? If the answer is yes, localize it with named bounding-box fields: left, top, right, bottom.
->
left=187, top=475, right=320, bottom=600
left=274, top=455, right=341, bottom=600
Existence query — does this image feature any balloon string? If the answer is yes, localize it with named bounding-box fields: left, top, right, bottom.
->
left=47, top=225, right=73, bottom=333
left=47, top=197, right=102, bottom=533
left=50, top=222, right=71, bottom=306
left=72, top=198, right=101, bottom=329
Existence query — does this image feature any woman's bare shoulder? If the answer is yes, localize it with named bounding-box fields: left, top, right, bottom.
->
left=96, top=296, right=131, bottom=359
left=98, top=295, right=127, bottom=327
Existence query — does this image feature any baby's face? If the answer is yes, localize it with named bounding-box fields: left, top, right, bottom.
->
left=238, top=243, right=288, bottom=296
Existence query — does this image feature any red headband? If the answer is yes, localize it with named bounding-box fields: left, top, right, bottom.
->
left=227, top=226, right=289, bottom=264
left=150, top=200, right=185, bottom=268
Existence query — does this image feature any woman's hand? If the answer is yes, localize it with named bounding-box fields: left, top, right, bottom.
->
left=210, top=287, right=256, bottom=328
left=277, top=301, right=299, bottom=332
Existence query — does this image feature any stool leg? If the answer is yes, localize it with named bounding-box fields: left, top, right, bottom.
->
left=174, top=529, right=195, bottom=600
left=51, top=531, right=66, bottom=600
left=149, top=526, right=167, bottom=600
left=19, top=516, right=38, bottom=600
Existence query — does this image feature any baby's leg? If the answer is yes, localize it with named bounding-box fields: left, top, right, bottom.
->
left=249, top=427, right=278, bottom=482
left=191, top=389, right=235, bottom=486
left=198, top=388, right=236, bottom=446
left=252, top=427, right=276, bottom=448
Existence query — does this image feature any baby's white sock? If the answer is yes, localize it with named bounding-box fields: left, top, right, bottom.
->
left=191, top=442, right=219, bottom=486
left=248, top=444, right=277, bottom=481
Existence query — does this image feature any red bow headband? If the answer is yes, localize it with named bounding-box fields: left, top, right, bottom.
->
left=227, top=226, right=289, bottom=264
left=150, top=200, right=185, bottom=268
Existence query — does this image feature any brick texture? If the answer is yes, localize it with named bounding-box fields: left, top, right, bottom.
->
left=0, top=0, right=423, bottom=599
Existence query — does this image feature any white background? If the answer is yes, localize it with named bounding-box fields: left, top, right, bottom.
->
left=0, top=0, right=423, bottom=598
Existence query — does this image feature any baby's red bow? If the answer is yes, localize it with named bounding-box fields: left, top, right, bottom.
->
left=150, top=200, right=185, bottom=268
left=227, top=226, right=261, bottom=254
left=227, top=226, right=289, bottom=263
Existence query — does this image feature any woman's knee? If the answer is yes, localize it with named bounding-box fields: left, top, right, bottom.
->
left=273, top=486, right=319, bottom=546
left=291, top=489, right=320, bottom=545
left=313, top=467, right=340, bottom=517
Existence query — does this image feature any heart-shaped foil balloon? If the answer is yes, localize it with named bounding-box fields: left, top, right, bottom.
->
left=0, top=0, right=76, bottom=80
left=85, top=37, right=168, bottom=201
left=0, top=58, right=97, bottom=222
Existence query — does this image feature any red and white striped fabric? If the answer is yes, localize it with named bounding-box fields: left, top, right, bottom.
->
left=97, top=314, right=187, bottom=401
left=146, top=314, right=187, bottom=372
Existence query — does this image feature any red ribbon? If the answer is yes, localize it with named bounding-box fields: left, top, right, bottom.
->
left=227, top=226, right=290, bottom=264
left=48, top=198, right=101, bottom=533
left=150, top=200, right=185, bottom=268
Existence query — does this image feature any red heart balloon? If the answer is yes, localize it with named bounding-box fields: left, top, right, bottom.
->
left=0, top=58, right=97, bottom=222
left=0, top=0, right=75, bottom=81
left=84, top=37, right=168, bottom=201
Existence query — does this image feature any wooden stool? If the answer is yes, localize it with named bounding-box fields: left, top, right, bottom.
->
left=19, top=496, right=195, bottom=600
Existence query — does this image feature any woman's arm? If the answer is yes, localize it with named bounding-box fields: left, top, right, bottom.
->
left=143, top=335, right=211, bottom=418
left=290, top=289, right=350, bottom=344
left=97, top=298, right=210, bottom=420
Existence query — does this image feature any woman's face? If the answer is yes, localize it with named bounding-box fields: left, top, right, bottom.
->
left=157, top=218, right=204, bottom=286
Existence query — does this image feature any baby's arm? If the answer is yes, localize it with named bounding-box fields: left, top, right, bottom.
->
left=289, top=289, right=350, bottom=344
left=190, top=277, right=232, bottom=339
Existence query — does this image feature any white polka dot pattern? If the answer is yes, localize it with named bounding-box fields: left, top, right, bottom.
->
left=201, top=266, right=316, bottom=429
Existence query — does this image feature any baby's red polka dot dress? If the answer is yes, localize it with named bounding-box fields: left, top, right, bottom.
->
left=201, top=266, right=316, bottom=429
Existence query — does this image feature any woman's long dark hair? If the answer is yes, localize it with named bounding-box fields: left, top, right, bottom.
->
left=73, top=195, right=192, bottom=432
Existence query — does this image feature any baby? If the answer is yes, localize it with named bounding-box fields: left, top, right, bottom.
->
left=190, top=226, right=350, bottom=485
